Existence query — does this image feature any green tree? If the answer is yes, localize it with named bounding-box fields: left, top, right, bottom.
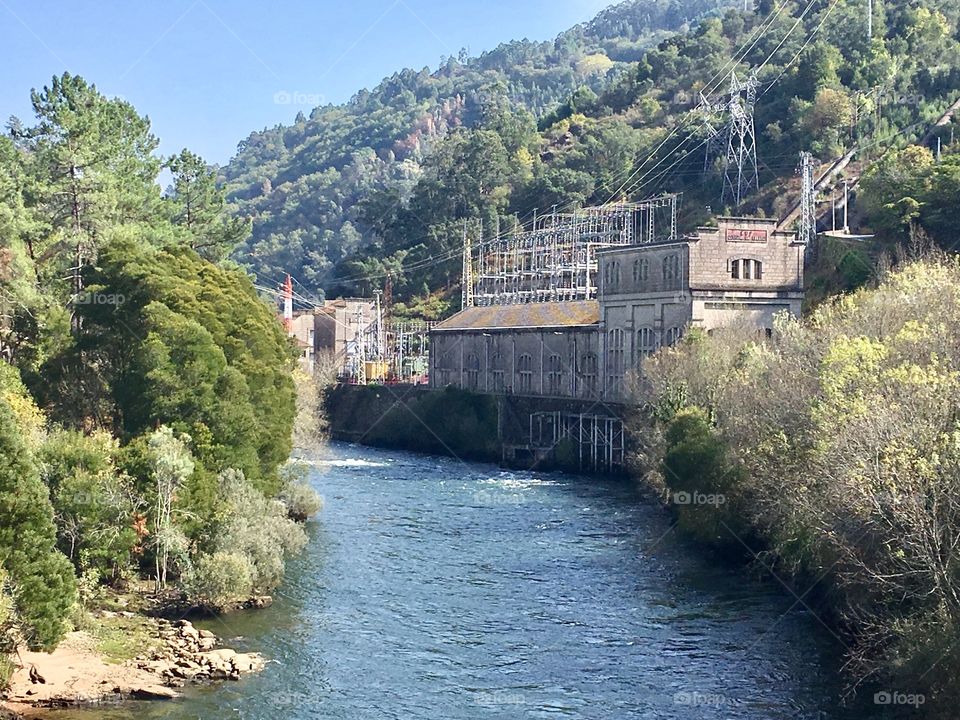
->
left=148, top=426, right=194, bottom=591
left=21, top=73, right=162, bottom=297
left=41, top=236, right=297, bottom=493
left=0, top=399, right=75, bottom=651
left=37, top=430, right=140, bottom=582
left=165, top=149, right=250, bottom=262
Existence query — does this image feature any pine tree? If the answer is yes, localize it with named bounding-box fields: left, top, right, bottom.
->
left=164, top=149, right=250, bottom=262
left=22, top=72, right=162, bottom=298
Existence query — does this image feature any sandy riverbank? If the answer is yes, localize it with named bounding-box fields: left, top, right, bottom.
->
left=2, top=617, right=264, bottom=716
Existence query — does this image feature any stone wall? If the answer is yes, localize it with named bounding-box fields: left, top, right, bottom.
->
left=430, top=326, right=602, bottom=399
left=687, top=217, right=803, bottom=291
left=326, top=384, right=628, bottom=474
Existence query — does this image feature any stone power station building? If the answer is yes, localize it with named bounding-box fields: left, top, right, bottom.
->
left=430, top=215, right=804, bottom=404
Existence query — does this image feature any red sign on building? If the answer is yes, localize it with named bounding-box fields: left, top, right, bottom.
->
left=725, top=228, right=768, bottom=243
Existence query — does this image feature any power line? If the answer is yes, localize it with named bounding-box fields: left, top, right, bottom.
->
left=760, top=0, right=843, bottom=97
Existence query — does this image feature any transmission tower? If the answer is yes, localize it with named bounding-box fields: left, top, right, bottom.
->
left=797, top=151, right=817, bottom=247
left=721, top=71, right=760, bottom=207
left=461, top=220, right=474, bottom=310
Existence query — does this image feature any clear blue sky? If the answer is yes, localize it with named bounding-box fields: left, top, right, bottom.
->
left=1, top=0, right=612, bottom=165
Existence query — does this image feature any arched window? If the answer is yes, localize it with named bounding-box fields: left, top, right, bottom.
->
left=517, top=353, right=533, bottom=394
left=490, top=352, right=504, bottom=393
left=637, top=326, right=656, bottom=360
left=665, top=326, right=684, bottom=346
left=607, top=328, right=625, bottom=393
left=580, top=352, right=598, bottom=397
left=605, top=260, right=622, bottom=290
left=465, top=353, right=480, bottom=390
left=547, top=354, right=563, bottom=395
left=633, top=257, right=649, bottom=287
left=731, top=258, right=763, bottom=280
left=662, top=253, right=681, bottom=289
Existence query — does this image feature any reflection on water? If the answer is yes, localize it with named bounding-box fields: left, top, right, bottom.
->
left=38, top=443, right=877, bottom=719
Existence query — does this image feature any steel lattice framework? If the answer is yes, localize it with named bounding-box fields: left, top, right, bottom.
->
left=468, top=196, right=679, bottom=307
left=797, top=150, right=816, bottom=246
left=700, top=71, right=760, bottom=208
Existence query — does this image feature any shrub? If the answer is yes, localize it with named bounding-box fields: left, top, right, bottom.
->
left=207, top=469, right=308, bottom=594
left=639, top=256, right=960, bottom=703
left=279, top=479, right=323, bottom=522
left=661, top=408, right=746, bottom=546
left=37, top=430, right=140, bottom=582
left=184, top=552, right=254, bottom=610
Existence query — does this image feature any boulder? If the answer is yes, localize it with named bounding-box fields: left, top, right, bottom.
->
left=130, top=685, right=178, bottom=700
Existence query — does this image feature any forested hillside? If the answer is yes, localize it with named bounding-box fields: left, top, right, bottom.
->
left=222, top=0, right=739, bottom=299
left=225, top=0, right=960, bottom=315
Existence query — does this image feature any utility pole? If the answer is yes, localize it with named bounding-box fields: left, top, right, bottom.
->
left=832, top=187, right=837, bottom=232
left=461, top=220, right=474, bottom=310
left=843, top=181, right=850, bottom=233
left=373, top=290, right=384, bottom=363
left=698, top=91, right=725, bottom=175
left=798, top=151, right=816, bottom=247
left=353, top=304, right=366, bottom=385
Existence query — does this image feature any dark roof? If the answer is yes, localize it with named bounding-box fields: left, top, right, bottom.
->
left=433, top=300, right=599, bottom=332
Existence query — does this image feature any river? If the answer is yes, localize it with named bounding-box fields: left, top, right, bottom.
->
left=42, top=442, right=877, bottom=719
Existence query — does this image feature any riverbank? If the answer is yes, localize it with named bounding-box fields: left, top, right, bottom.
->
left=632, top=257, right=960, bottom=717
left=2, top=613, right=264, bottom=716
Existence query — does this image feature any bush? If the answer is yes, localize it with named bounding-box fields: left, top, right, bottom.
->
left=206, top=469, right=308, bottom=594
left=184, top=552, right=254, bottom=610
left=279, top=478, right=323, bottom=522
left=639, top=256, right=960, bottom=705
left=37, top=430, right=140, bottom=582
left=661, top=408, right=746, bottom=546
left=292, top=368, right=328, bottom=449
left=0, top=568, right=14, bottom=691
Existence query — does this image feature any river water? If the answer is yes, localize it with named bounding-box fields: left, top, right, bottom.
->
left=42, top=442, right=877, bottom=719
